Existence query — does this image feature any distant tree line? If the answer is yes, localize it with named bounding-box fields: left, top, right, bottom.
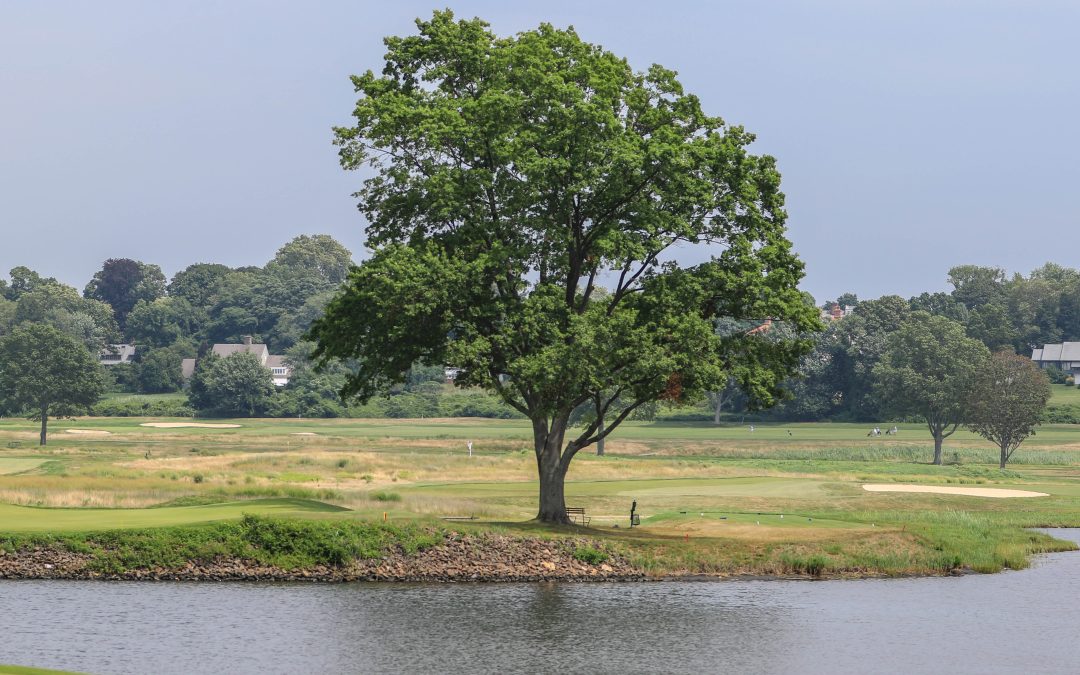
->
left=703, top=263, right=1078, bottom=424
left=0, top=251, right=1071, bottom=427
left=0, top=234, right=525, bottom=419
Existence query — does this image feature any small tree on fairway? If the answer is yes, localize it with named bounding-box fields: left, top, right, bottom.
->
left=966, top=352, right=1051, bottom=468
left=310, top=12, right=819, bottom=523
left=0, top=324, right=105, bottom=445
left=872, top=312, right=989, bottom=464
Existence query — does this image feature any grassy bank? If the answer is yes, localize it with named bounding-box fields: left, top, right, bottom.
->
left=0, top=666, right=84, bottom=675
left=0, top=508, right=1073, bottom=580
left=1, top=515, right=443, bottom=575
left=1, top=416, right=1080, bottom=578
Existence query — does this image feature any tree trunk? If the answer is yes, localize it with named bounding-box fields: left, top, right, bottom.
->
left=535, top=417, right=571, bottom=523
left=39, top=406, right=47, bottom=446
left=596, top=408, right=605, bottom=456
left=713, top=398, right=722, bottom=425
left=932, top=433, right=943, bottom=465
left=1000, top=443, right=1008, bottom=469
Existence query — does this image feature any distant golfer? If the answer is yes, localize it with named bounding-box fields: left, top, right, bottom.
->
left=749, top=425, right=755, bottom=432
left=630, top=500, right=638, bottom=528
left=467, top=440, right=473, bottom=457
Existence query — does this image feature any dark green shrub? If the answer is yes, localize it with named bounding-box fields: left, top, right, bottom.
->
left=1042, top=404, right=1080, bottom=424
left=1044, top=364, right=1069, bottom=384
left=90, top=397, right=194, bottom=417
left=573, top=545, right=608, bottom=564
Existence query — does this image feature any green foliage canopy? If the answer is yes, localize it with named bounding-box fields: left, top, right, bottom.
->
left=187, top=352, right=276, bottom=417
left=167, top=263, right=232, bottom=308
left=966, top=352, right=1051, bottom=468
left=0, top=323, right=105, bottom=444
left=873, top=312, right=990, bottom=464
left=84, top=258, right=167, bottom=334
left=311, top=12, right=819, bottom=521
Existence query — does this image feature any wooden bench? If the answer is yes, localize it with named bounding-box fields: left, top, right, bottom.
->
left=565, top=507, right=590, bottom=526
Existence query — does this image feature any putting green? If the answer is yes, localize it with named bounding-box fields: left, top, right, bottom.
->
left=0, top=498, right=348, bottom=533
left=0, top=459, right=48, bottom=475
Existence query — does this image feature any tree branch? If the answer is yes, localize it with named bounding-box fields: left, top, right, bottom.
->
left=487, top=367, right=530, bottom=417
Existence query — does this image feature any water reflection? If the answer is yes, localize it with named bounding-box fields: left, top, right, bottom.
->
left=0, top=532, right=1078, bottom=674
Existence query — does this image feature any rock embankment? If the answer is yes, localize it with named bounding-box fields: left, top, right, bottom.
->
left=0, top=534, right=644, bottom=582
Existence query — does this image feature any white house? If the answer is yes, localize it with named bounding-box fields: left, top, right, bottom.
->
left=182, top=336, right=292, bottom=386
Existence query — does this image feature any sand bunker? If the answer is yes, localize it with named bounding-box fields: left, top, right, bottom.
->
left=863, top=484, right=1048, bottom=498
left=290, top=432, right=318, bottom=436
left=139, top=423, right=242, bottom=429
left=65, top=429, right=112, bottom=435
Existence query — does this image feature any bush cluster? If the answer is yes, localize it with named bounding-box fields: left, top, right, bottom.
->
left=1042, top=404, right=1080, bottom=424
left=90, top=398, right=194, bottom=417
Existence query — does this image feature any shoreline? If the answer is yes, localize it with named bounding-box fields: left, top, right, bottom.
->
left=0, top=516, right=1074, bottom=584
left=0, top=535, right=1035, bottom=584
left=0, top=533, right=646, bottom=583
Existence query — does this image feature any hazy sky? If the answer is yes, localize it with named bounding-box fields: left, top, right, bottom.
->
left=2, top=1, right=1076, bottom=303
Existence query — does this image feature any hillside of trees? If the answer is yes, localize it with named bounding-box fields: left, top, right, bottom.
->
left=0, top=244, right=1076, bottom=422
left=731, top=263, right=1080, bottom=423
left=0, top=235, right=521, bottom=419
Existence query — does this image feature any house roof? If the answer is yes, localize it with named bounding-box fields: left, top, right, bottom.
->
left=211, top=343, right=269, bottom=362
left=265, top=355, right=290, bottom=370
left=100, top=344, right=137, bottom=360
left=1033, top=342, right=1080, bottom=362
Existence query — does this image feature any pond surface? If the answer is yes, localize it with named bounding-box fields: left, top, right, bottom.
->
left=2, top=531, right=1080, bottom=674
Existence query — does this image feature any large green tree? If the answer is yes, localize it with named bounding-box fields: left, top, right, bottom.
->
left=873, top=312, right=989, bottom=464
left=966, top=352, right=1051, bottom=468
left=266, top=235, right=353, bottom=287
left=948, top=264, right=1006, bottom=311
left=0, top=324, right=105, bottom=445
left=84, top=258, right=167, bottom=334
left=167, top=263, right=232, bottom=308
left=310, top=12, right=818, bottom=522
left=187, top=352, right=275, bottom=417
left=136, top=347, right=187, bottom=394
left=126, top=297, right=200, bottom=348
left=5, top=266, right=56, bottom=301
left=14, top=282, right=119, bottom=352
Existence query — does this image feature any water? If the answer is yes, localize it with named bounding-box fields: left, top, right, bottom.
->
left=2, top=532, right=1080, bottom=674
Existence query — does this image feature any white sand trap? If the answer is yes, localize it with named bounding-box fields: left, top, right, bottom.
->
left=290, top=432, right=318, bottom=436
left=863, top=484, right=1048, bottom=498
left=65, top=429, right=112, bottom=435
left=139, top=422, right=242, bottom=429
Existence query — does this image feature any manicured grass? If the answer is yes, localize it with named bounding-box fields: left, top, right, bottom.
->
left=3, top=415, right=1076, bottom=446
left=0, top=459, right=49, bottom=475
left=0, top=666, right=84, bottom=675
left=0, top=498, right=345, bottom=532
left=1050, top=384, right=1080, bottom=404
left=2, top=414, right=1080, bottom=576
